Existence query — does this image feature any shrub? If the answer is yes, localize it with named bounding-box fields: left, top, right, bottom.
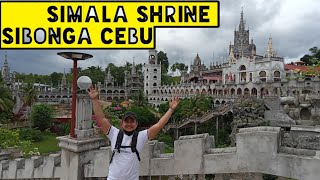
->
left=0, top=128, right=32, bottom=154
left=19, top=128, right=43, bottom=142
left=155, top=132, right=174, bottom=148
left=31, top=104, right=54, bottom=131
left=0, top=128, right=21, bottom=149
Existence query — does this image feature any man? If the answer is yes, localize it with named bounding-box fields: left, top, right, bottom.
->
left=87, top=85, right=180, bottom=180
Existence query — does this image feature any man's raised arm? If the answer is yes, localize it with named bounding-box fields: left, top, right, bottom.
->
left=148, top=97, right=180, bottom=140
left=88, top=85, right=111, bottom=134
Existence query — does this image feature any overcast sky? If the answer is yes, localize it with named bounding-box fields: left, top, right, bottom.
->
left=1, top=0, right=319, bottom=75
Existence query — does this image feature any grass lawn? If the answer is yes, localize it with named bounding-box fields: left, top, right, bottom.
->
left=25, top=133, right=60, bottom=155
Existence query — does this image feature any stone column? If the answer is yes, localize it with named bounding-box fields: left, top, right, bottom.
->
left=216, top=116, right=219, bottom=141
left=75, top=93, right=94, bottom=139
left=57, top=92, right=107, bottom=180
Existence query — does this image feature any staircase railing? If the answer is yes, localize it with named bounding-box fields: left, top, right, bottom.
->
left=163, top=103, right=233, bottom=132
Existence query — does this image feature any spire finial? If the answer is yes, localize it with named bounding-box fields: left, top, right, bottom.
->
left=239, top=7, right=245, bottom=31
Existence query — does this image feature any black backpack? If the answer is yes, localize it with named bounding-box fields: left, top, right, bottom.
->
left=109, top=130, right=141, bottom=164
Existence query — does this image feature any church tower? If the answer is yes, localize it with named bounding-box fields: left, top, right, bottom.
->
left=143, top=49, right=161, bottom=99
left=230, top=9, right=256, bottom=59
left=1, top=51, right=10, bottom=81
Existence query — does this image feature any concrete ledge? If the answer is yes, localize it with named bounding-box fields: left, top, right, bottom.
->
left=57, top=136, right=107, bottom=153
left=207, top=147, right=236, bottom=154
left=178, top=133, right=208, bottom=140
left=291, top=125, right=320, bottom=133
left=279, top=147, right=316, bottom=156
left=238, top=126, right=280, bottom=133
left=154, top=153, right=174, bottom=158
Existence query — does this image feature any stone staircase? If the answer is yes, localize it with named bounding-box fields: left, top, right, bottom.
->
left=263, top=96, right=296, bottom=127
left=264, top=97, right=281, bottom=110
left=163, top=104, right=233, bottom=132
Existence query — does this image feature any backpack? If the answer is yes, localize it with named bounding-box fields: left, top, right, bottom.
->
left=109, top=130, right=141, bottom=164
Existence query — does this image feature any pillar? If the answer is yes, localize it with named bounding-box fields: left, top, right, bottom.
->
left=57, top=92, right=107, bottom=180
left=216, top=116, right=219, bottom=142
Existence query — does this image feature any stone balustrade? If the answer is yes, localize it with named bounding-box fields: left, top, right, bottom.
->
left=1, top=126, right=320, bottom=179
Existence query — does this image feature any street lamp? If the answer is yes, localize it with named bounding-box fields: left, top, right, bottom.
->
left=57, top=52, right=93, bottom=138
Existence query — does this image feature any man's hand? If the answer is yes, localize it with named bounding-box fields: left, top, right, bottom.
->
left=147, top=96, right=181, bottom=140
left=169, top=96, right=180, bottom=111
left=87, top=84, right=99, bottom=100
left=87, top=84, right=111, bottom=134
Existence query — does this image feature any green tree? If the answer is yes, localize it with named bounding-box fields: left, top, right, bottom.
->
left=22, top=82, right=38, bottom=108
left=300, top=46, right=320, bottom=66
left=0, top=74, right=3, bottom=84
left=50, top=72, right=63, bottom=87
left=171, top=62, right=189, bottom=75
left=129, top=105, right=157, bottom=127
left=160, top=95, right=213, bottom=123
left=106, top=63, right=126, bottom=86
left=0, top=86, right=14, bottom=112
left=132, top=90, right=147, bottom=106
left=157, top=51, right=169, bottom=74
left=31, top=104, right=54, bottom=131
left=79, top=66, right=104, bottom=84
left=136, top=63, right=143, bottom=74
left=161, top=74, right=181, bottom=85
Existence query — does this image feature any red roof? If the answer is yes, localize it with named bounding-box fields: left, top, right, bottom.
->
left=285, top=64, right=320, bottom=72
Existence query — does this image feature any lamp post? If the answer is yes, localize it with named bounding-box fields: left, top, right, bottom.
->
left=57, top=52, right=93, bottom=138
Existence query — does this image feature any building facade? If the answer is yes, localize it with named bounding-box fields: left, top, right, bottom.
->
left=1, top=10, right=319, bottom=111
left=145, top=10, right=320, bottom=108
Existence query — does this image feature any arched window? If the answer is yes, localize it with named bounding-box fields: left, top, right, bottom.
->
left=239, top=65, right=246, bottom=71
left=274, top=71, right=280, bottom=82
left=259, top=71, right=267, bottom=82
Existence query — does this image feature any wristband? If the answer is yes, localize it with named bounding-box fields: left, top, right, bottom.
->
left=168, top=108, right=174, bottom=112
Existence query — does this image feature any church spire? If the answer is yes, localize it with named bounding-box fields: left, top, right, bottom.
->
left=107, top=67, right=112, bottom=81
left=131, top=57, right=136, bottom=75
left=61, top=68, right=67, bottom=86
left=239, top=7, right=245, bottom=31
left=1, top=51, right=10, bottom=80
left=266, top=35, right=276, bottom=58
left=4, top=51, right=8, bottom=66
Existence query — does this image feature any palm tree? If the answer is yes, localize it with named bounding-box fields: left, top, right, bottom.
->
left=22, top=82, right=38, bottom=107
left=0, top=86, right=14, bottom=112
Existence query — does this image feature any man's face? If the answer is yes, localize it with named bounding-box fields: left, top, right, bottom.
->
left=121, top=117, right=138, bottom=132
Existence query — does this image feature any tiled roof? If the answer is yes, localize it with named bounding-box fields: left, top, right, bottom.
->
left=284, top=64, right=320, bottom=73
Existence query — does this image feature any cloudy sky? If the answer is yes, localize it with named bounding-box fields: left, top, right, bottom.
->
left=1, top=0, right=319, bottom=75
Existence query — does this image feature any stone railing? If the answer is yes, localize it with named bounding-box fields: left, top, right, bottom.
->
left=163, top=104, right=233, bottom=132
left=1, top=127, right=320, bottom=180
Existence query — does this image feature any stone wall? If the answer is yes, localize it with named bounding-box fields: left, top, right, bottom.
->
left=280, top=95, right=320, bottom=126
left=1, top=127, right=320, bottom=179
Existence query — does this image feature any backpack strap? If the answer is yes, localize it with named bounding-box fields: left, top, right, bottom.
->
left=131, top=131, right=141, bottom=161
left=110, top=130, right=141, bottom=164
left=115, top=130, right=124, bottom=152
left=110, top=130, right=124, bottom=164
